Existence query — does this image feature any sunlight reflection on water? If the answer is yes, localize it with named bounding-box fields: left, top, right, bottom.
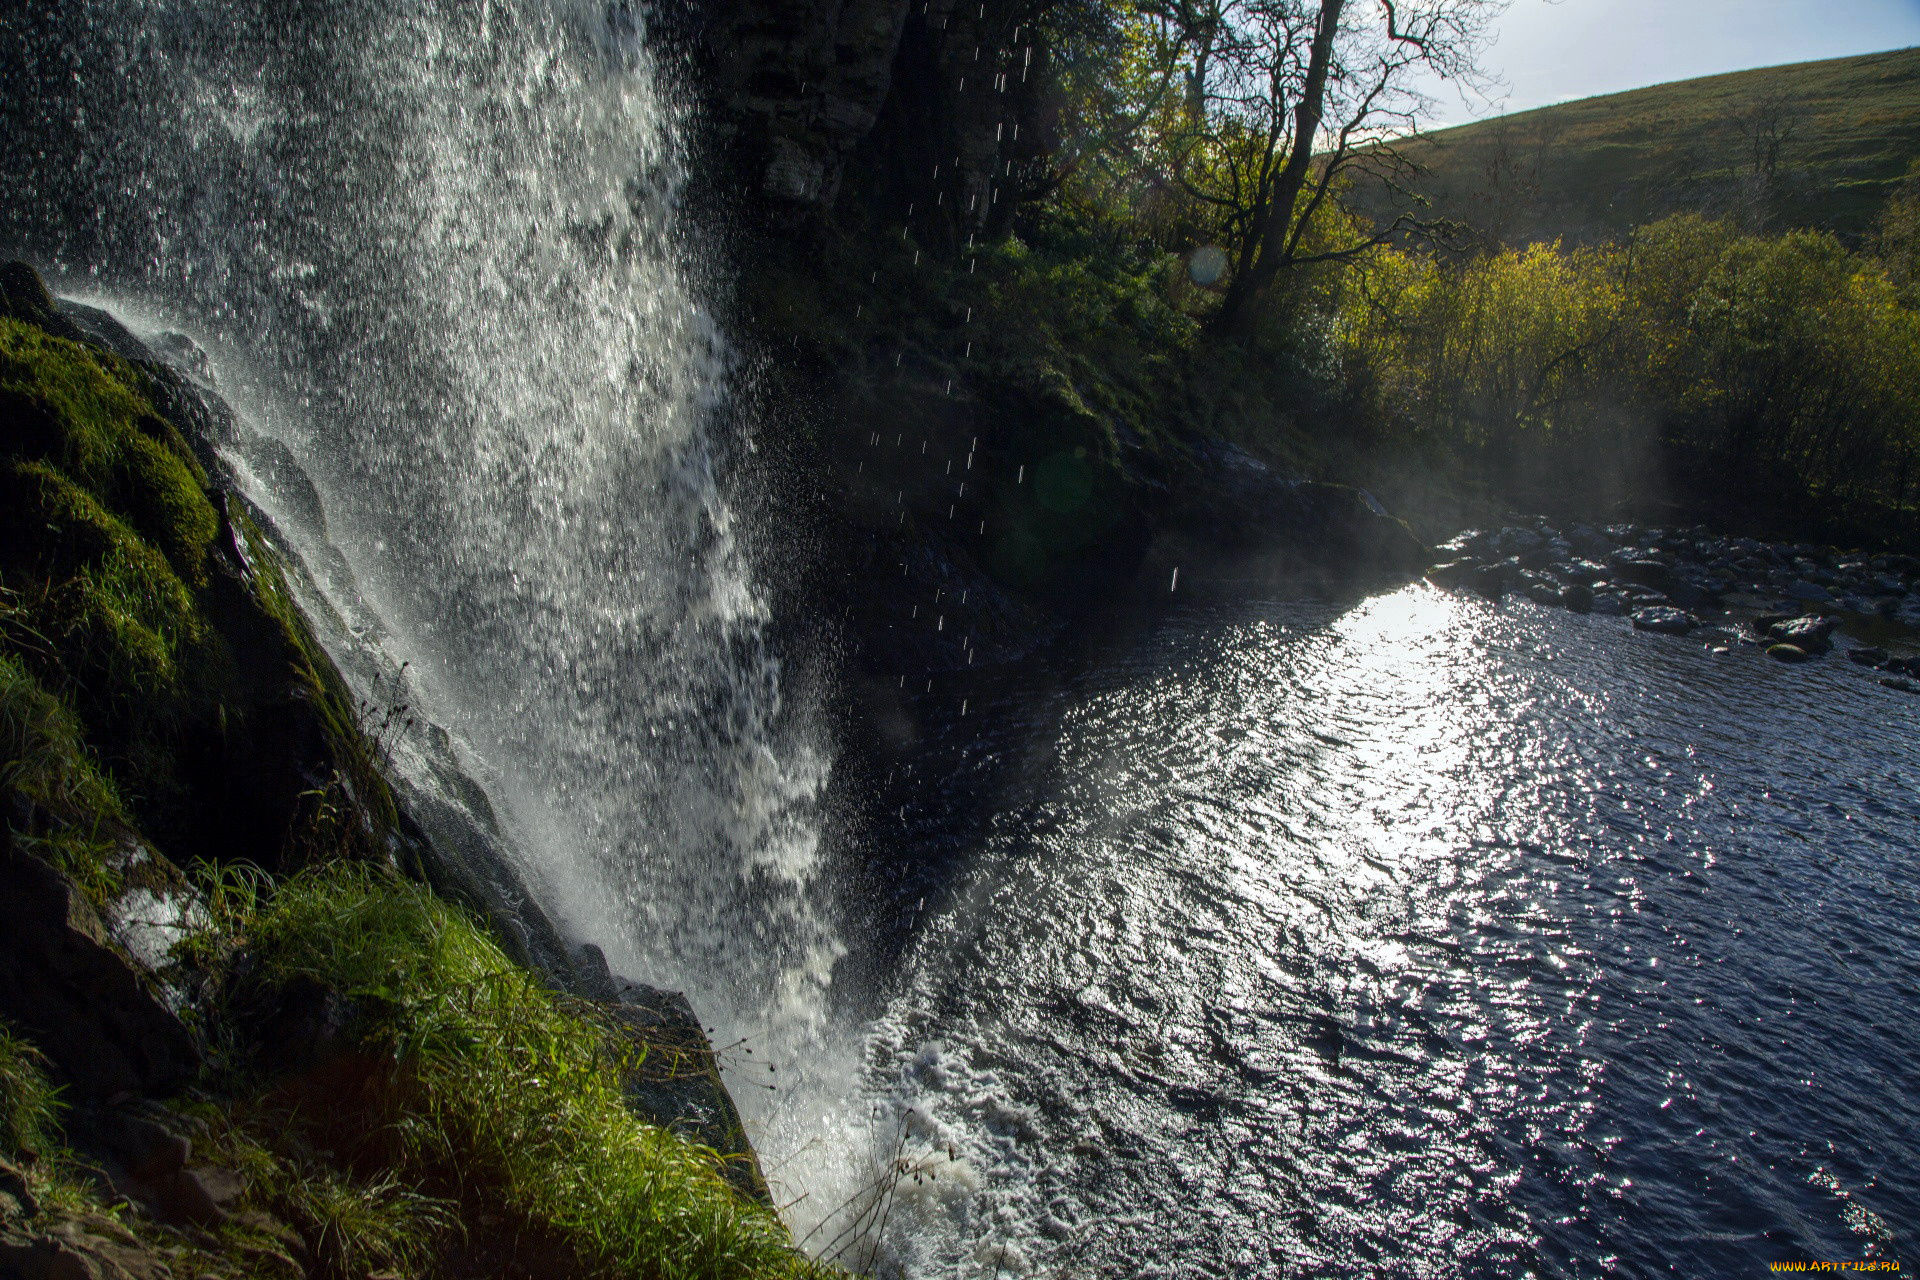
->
left=828, top=584, right=1919, bottom=1278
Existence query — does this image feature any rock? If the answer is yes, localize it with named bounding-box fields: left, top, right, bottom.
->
left=0, top=841, right=198, bottom=1101
left=1432, top=531, right=1489, bottom=559
left=1589, top=593, right=1626, bottom=616
left=1424, top=560, right=1476, bottom=589
left=0, top=1159, right=39, bottom=1221
left=1465, top=563, right=1509, bottom=599
left=1523, top=581, right=1562, bottom=606
left=1785, top=580, right=1833, bottom=603
left=1848, top=647, right=1890, bottom=668
left=1882, top=677, right=1920, bottom=694
left=698, top=0, right=913, bottom=206
left=1546, top=561, right=1599, bottom=587
left=236, top=973, right=360, bottom=1078
left=0, top=262, right=89, bottom=345
left=1885, top=656, right=1920, bottom=679
left=1614, top=558, right=1677, bottom=592
left=1767, top=644, right=1811, bottom=663
left=1767, top=615, right=1837, bottom=655
left=153, top=1168, right=239, bottom=1228
left=601, top=980, right=770, bottom=1206
left=1631, top=606, right=1697, bottom=635
left=1517, top=544, right=1557, bottom=570
left=1560, top=583, right=1593, bottom=613
left=1749, top=612, right=1796, bottom=636
left=1666, top=579, right=1706, bottom=609
left=1567, top=524, right=1612, bottom=557
left=0, top=1217, right=173, bottom=1279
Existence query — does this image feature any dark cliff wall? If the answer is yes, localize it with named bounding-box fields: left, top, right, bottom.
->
left=685, top=0, right=1054, bottom=239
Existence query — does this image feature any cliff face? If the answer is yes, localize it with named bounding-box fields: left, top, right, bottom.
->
left=689, top=0, right=1053, bottom=237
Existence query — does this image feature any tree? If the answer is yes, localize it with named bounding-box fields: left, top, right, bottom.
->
left=1162, top=0, right=1502, bottom=332
left=1873, top=159, right=1920, bottom=306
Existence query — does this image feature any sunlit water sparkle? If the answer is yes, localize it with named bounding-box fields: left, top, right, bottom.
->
left=836, top=586, right=1918, bottom=1278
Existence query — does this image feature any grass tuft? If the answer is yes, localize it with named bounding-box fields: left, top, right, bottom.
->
left=0, top=1021, right=62, bottom=1160
left=214, top=863, right=834, bottom=1280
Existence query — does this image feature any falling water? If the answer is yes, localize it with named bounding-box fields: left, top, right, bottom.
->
left=0, top=0, right=842, bottom=1153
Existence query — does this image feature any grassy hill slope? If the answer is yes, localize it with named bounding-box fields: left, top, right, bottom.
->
left=1363, top=46, right=1920, bottom=246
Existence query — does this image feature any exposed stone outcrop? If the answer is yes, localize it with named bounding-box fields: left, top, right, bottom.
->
left=694, top=0, right=915, bottom=205
left=573, top=945, right=770, bottom=1205
left=690, top=0, right=1052, bottom=234
left=0, top=840, right=197, bottom=1101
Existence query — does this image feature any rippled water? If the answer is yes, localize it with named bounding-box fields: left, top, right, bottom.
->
left=830, top=585, right=1918, bottom=1277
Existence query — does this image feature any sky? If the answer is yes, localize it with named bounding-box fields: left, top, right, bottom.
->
left=1422, top=0, right=1920, bottom=125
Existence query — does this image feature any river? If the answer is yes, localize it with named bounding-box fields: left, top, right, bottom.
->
left=809, top=585, right=1918, bottom=1277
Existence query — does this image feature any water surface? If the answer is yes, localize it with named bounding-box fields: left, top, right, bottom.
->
left=830, top=586, right=1918, bottom=1278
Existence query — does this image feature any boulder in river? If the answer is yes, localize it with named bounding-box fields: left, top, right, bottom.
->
left=1615, top=558, right=1678, bottom=592
left=1467, top=562, right=1510, bottom=599
left=1848, top=647, right=1890, bottom=668
left=1524, top=581, right=1562, bottom=606
left=1767, top=615, right=1837, bottom=655
left=1785, top=580, right=1833, bottom=603
left=1881, top=677, right=1920, bottom=694
left=1631, top=606, right=1697, bottom=635
left=1560, top=583, right=1594, bottom=613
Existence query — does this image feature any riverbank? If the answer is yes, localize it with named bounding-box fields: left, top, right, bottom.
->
left=1425, top=518, right=1920, bottom=686
left=0, top=265, right=826, bottom=1280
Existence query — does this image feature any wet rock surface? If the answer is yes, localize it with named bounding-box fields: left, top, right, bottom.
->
left=1426, top=519, right=1920, bottom=687
left=0, top=840, right=199, bottom=1103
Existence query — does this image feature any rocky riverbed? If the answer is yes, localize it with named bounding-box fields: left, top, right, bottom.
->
left=1426, top=520, right=1920, bottom=690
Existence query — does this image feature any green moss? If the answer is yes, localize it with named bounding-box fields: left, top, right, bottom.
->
left=4, top=460, right=205, bottom=695
left=0, top=650, right=134, bottom=905
left=0, top=313, right=241, bottom=854
left=228, top=504, right=404, bottom=853
left=0, top=318, right=216, bottom=586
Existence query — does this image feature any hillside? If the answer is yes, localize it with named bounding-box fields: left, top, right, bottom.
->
left=1357, top=46, right=1920, bottom=247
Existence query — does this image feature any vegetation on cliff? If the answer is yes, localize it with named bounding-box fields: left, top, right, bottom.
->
left=0, top=277, right=829, bottom=1279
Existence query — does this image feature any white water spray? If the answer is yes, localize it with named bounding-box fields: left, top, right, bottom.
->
left=3, top=0, right=845, bottom=1178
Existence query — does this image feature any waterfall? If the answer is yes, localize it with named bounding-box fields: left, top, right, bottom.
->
left=0, top=0, right=843, bottom=1166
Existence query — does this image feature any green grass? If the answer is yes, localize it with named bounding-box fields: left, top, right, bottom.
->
left=207, top=862, right=832, bottom=1280
left=0, top=1021, right=62, bottom=1160
left=1363, top=47, right=1920, bottom=245
left=0, top=858, right=838, bottom=1279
